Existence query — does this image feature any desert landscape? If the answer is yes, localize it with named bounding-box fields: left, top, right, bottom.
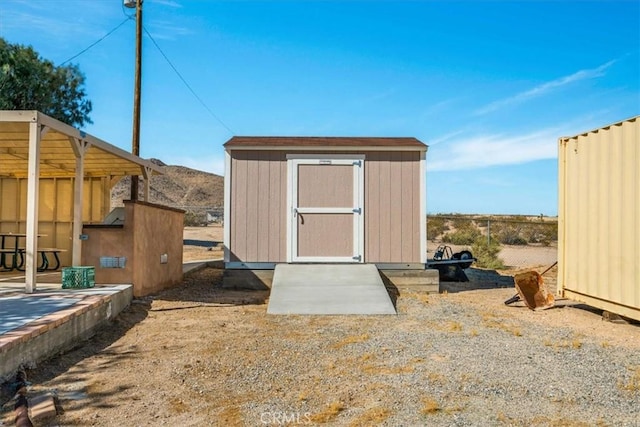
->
left=1, top=225, right=638, bottom=426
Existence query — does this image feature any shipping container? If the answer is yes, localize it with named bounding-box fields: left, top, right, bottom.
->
left=558, top=116, right=640, bottom=321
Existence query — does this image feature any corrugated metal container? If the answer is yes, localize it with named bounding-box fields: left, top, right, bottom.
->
left=558, top=116, right=640, bottom=321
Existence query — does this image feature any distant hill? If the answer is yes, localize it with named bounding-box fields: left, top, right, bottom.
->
left=111, top=159, right=224, bottom=216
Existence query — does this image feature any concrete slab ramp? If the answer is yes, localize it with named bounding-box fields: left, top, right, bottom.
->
left=267, top=264, right=396, bottom=315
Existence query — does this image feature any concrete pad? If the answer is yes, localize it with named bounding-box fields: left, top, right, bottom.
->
left=0, top=296, right=80, bottom=335
left=0, top=285, right=133, bottom=381
left=267, top=264, right=396, bottom=315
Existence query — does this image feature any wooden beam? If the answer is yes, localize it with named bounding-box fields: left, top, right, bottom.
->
left=70, top=137, right=86, bottom=266
left=142, top=166, right=152, bottom=201
left=25, top=123, right=46, bottom=293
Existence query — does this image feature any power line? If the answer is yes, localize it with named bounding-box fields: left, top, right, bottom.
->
left=55, top=9, right=235, bottom=135
left=60, top=17, right=132, bottom=66
left=142, top=26, right=235, bottom=135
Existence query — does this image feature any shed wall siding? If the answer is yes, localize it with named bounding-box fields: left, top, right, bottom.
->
left=559, top=117, right=640, bottom=320
left=229, top=150, right=422, bottom=263
left=229, top=151, right=287, bottom=262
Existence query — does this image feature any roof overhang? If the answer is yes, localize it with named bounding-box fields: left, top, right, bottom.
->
left=0, top=110, right=163, bottom=178
left=224, top=136, right=428, bottom=152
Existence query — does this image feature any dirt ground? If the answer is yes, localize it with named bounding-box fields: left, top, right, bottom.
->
left=2, top=226, right=639, bottom=426
left=182, top=225, right=224, bottom=263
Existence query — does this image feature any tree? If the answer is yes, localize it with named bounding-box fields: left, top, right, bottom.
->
left=0, top=37, right=92, bottom=127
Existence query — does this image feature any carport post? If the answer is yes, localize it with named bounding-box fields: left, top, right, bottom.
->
left=70, top=137, right=88, bottom=266
left=25, top=121, right=46, bottom=293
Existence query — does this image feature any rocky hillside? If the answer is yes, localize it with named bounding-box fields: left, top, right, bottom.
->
left=111, top=159, right=224, bottom=216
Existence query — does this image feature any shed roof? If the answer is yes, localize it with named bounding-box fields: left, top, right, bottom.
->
left=224, top=136, right=427, bottom=150
left=0, top=110, right=162, bottom=178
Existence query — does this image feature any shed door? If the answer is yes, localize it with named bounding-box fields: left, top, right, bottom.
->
left=288, top=157, right=364, bottom=263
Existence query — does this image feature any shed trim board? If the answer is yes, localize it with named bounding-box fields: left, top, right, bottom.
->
left=0, top=110, right=163, bottom=293
left=223, top=149, right=231, bottom=263
left=224, top=262, right=427, bottom=270
left=419, top=150, right=427, bottom=264
left=224, top=137, right=428, bottom=267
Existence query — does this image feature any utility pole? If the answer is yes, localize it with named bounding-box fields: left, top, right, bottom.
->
left=126, top=0, right=143, bottom=200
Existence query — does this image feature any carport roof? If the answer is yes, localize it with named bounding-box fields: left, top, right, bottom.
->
left=0, top=110, right=163, bottom=178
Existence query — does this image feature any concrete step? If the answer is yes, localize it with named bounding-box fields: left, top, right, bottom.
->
left=222, top=269, right=273, bottom=290
left=379, top=269, right=439, bottom=293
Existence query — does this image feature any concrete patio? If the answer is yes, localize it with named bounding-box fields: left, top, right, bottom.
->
left=0, top=259, right=222, bottom=381
left=0, top=269, right=133, bottom=381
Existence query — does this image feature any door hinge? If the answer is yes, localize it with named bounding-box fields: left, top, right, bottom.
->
left=352, top=254, right=362, bottom=261
left=352, top=207, right=362, bottom=214
left=353, top=160, right=362, bottom=167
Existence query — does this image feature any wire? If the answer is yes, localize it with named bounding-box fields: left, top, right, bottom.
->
left=60, top=17, right=132, bottom=66
left=55, top=6, right=235, bottom=135
left=142, top=26, right=235, bottom=135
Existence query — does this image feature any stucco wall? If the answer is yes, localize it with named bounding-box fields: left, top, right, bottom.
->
left=82, top=201, right=184, bottom=297
left=81, top=224, right=132, bottom=284
left=228, top=150, right=422, bottom=264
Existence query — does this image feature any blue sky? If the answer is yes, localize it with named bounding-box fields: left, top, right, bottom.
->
left=1, top=0, right=638, bottom=215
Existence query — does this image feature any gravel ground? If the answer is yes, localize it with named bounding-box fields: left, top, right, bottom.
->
left=3, top=267, right=639, bottom=426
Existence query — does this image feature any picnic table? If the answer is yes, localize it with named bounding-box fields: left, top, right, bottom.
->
left=0, top=233, right=25, bottom=271
left=0, top=233, right=63, bottom=272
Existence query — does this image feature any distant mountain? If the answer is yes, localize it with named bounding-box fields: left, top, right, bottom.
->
left=111, top=159, right=224, bottom=215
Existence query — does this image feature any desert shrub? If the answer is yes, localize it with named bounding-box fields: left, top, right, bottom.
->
left=442, top=222, right=482, bottom=245
left=184, top=211, right=206, bottom=227
left=427, top=216, right=448, bottom=241
left=488, top=219, right=558, bottom=246
left=491, top=222, right=528, bottom=245
left=471, top=237, right=505, bottom=269
left=449, top=217, right=474, bottom=231
left=522, top=222, right=558, bottom=245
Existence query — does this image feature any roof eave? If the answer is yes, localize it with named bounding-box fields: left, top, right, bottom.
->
left=225, top=145, right=428, bottom=152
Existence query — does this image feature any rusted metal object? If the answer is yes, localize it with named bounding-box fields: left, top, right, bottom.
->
left=15, top=393, right=33, bottom=427
left=505, top=262, right=557, bottom=311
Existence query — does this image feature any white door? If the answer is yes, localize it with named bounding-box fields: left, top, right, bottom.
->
left=287, top=156, right=364, bottom=263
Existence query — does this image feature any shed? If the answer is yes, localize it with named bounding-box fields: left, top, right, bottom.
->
left=558, top=116, right=639, bottom=321
left=223, top=137, right=427, bottom=269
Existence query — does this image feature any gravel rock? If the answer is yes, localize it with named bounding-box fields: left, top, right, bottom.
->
left=10, top=267, right=640, bottom=426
